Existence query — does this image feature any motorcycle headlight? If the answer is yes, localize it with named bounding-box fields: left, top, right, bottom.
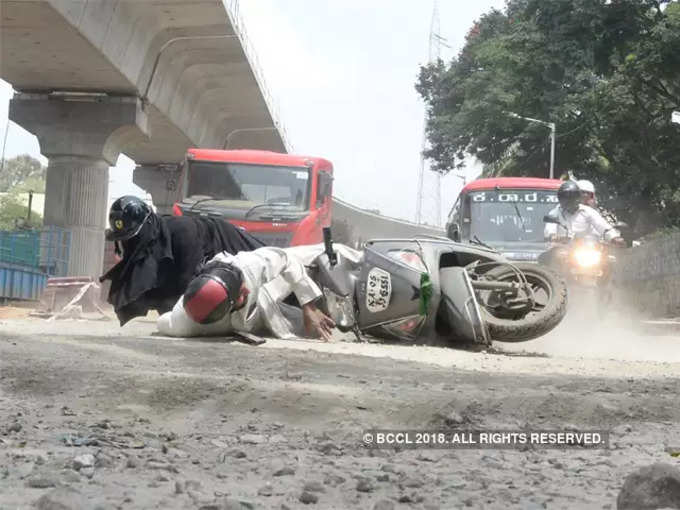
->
left=573, top=247, right=602, bottom=268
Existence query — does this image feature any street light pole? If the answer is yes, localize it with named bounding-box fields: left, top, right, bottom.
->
left=506, top=112, right=556, bottom=179
left=549, top=122, right=556, bottom=179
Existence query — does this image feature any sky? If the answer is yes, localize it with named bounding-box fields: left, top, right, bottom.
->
left=0, top=0, right=505, bottom=225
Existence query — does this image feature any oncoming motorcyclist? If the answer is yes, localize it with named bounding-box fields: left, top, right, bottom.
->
left=544, top=180, right=625, bottom=246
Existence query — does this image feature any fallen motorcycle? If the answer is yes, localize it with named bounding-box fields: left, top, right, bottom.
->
left=311, top=229, right=567, bottom=347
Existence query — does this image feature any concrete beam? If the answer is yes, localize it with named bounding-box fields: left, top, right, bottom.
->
left=43, top=0, right=286, bottom=159
left=9, top=93, right=148, bottom=164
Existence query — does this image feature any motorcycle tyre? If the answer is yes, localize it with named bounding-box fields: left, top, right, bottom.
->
left=479, top=263, right=568, bottom=343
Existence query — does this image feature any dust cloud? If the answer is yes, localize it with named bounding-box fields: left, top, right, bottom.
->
left=501, top=292, right=680, bottom=363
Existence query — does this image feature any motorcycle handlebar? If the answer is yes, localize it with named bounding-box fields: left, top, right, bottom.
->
left=323, top=227, right=338, bottom=267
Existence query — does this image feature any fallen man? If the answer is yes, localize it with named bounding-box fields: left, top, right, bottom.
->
left=100, top=196, right=264, bottom=325
left=155, top=244, right=356, bottom=340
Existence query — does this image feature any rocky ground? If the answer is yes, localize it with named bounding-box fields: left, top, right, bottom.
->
left=1, top=315, right=680, bottom=509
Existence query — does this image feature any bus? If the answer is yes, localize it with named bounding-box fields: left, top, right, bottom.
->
left=445, top=177, right=563, bottom=261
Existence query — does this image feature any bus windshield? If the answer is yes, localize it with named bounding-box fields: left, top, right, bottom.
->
left=186, top=160, right=311, bottom=212
left=468, top=189, right=558, bottom=243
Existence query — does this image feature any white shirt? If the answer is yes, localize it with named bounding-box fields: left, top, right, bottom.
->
left=543, top=204, right=620, bottom=242
left=156, top=243, right=362, bottom=339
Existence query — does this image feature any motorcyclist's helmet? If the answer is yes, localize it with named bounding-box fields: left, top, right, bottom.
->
left=106, top=196, right=152, bottom=242
left=182, top=261, right=244, bottom=324
left=577, top=179, right=595, bottom=194
left=577, top=179, right=596, bottom=204
left=557, top=181, right=581, bottom=214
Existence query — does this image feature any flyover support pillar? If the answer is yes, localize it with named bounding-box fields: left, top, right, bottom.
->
left=9, top=93, right=148, bottom=278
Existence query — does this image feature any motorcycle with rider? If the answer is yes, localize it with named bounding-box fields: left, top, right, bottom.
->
left=539, top=180, right=626, bottom=318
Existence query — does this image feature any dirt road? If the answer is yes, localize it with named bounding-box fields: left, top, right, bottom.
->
left=1, top=316, right=680, bottom=509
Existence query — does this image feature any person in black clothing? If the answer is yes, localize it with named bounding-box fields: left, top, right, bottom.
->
left=100, top=196, right=263, bottom=325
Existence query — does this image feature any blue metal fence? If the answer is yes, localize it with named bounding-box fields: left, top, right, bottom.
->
left=39, top=227, right=71, bottom=277
left=0, top=265, right=47, bottom=300
left=0, top=230, right=40, bottom=267
left=0, top=226, right=71, bottom=300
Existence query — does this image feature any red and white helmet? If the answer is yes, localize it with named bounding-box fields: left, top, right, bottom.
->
left=182, top=262, right=244, bottom=324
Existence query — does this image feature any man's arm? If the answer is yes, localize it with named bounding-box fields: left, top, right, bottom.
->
left=274, top=249, right=334, bottom=340
left=255, top=248, right=333, bottom=339
left=259, top=248, right=322, bottom=305
left=544, top=222, right=557, bottom=241
left=543, top=206, right=562, bottom=241
left=584, top=206, right=621, bottom=242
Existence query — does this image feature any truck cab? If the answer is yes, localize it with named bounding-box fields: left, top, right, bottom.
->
left=446, top=177, right=562, bottom=262
left=173, top=149, right=333, bottom=247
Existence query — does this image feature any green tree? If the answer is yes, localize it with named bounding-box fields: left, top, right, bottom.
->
left=0, top=155, right=45, bottom=192
left=416, top=0, right=680, bottom=234
left=0, top=155, right=46, bottom=230
left=0, top=194, right=43, bottom=230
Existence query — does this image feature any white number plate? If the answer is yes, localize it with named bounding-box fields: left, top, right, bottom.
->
left=366, top=267, right=392, bottom=313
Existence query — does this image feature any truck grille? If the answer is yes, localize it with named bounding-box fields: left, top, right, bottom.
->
left=250, top=231, right=295, bottom=248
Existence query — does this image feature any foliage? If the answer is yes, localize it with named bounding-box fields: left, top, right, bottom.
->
left=0, top=155, right=46, bottom=230
left=0, top=155, right=45, bottom=193
left=416, top=0, right=680, bottom=233
left=0, top=193, right=43, bottom=230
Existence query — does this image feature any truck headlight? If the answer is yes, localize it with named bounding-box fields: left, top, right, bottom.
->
left=573, top=247, right=602, bottom=268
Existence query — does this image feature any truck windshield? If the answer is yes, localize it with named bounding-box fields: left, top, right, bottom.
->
left=468, top=189, right=558, bottom=243
left=186, top=161, right=311, bottom=212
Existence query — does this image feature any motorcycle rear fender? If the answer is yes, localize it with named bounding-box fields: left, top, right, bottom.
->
left=362, top=238, right=508, bottom=339
left=439, top=267, right=489, bottom=345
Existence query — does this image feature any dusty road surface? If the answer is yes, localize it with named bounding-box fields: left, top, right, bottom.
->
left=2, top=316, right=680, bottom=510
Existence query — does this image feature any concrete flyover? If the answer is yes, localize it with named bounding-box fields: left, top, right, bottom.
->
left=1, top=0, right=286, bottom=276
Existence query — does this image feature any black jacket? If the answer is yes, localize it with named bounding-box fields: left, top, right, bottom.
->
left=101, top=214, right=263, bottom=325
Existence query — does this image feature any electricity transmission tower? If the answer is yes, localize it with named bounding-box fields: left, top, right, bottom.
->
left=416, top=2, right=448, bottom=226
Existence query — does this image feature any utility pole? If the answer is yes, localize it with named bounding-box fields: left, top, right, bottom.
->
left=416, top=1, right=448, bottom=226
left=506, top=112, right=556, bottom=179
left=549, top=122, right=556, bottom=179
left=0, top=119, right=10, bottom=174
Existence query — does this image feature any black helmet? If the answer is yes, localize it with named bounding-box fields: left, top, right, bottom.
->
left=183, top=261, right=244, bottom=324
left=557, top=181, right=581, bottom=214
left=106, top=196, right=152, bottom=241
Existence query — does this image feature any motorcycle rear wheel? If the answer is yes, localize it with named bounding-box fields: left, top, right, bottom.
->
left=477, top=263, right=567, bottom=342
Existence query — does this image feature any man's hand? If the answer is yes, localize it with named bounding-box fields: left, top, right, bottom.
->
left=302, top=303, right=335, bottom=342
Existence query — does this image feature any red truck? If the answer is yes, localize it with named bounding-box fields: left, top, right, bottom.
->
left=445, top=177, right=563, bottom=261
left=172, top=149, right=334, bottom=247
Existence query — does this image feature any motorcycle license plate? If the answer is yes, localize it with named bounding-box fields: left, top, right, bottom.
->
left=570, top=267, right=603, bottom=277
left=366, top=267, right=392, bottom=313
